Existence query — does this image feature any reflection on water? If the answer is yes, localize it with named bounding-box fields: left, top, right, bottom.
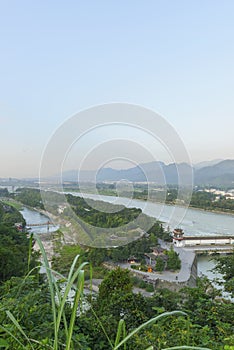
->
left=20, top=196, right=233, bottom=298
left=197, top=255, right=220, bottom=280
left=197, top=255, right=232, bottom=299
left=70, top=192, right=234, bottom=237
left=20, top=207, right=59, bottom=234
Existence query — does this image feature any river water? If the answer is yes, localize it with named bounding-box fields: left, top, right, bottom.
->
left=66, top=192, right=234, bottom=286
left=20, top=207, right=59, bottom=234
left=68, top=193, right=234, bottom=237
left=20, top=194, right=234, bottom=286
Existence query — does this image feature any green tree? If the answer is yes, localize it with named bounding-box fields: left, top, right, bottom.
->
left=165, top=245, right=181, bottom=271
left=0, top=276, right=53, bottom=348
left=87, top=248, right=107, bottom=267
left=0, top=188, right=9, bottom=197
left=0, top=224, right=38, bottom=283
left=155, top=257, right=165, bottom=272
left=52, top=244, right=83, bottom=274
left=214, top=250, right=234, bottom=296
left=98, top=267, right=133, bottom=303
left=14, top=188, right=44, bottom=209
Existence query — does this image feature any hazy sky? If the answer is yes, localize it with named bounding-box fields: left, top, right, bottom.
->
left=0, top=0, right=234, bottom=177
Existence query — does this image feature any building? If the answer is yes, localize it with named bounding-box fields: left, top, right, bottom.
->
left=172, top=228, right=184, bottom=247
left=172, top=228, right=234, bottom=247
left=145, top=247, right=168, bottom=268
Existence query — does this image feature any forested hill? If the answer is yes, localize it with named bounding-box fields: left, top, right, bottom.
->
left=0, top=201, right=37, bottom=282
left=0, top=201, right=25, bottom=227
left=61, top=159, right=234, bottom=186
left=14, top=188, right=145, bottom=229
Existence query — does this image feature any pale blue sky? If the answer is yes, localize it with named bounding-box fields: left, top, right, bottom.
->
left=0, top=0, right=234, bottom=177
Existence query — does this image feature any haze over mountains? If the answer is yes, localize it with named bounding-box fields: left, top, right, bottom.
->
left=62, top=159, right=234, bottom=187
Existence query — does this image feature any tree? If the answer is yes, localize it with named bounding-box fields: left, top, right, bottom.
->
left=0, top=276, right=53, bottom=349
left=0, top=188, right=9, bottom=197
left=52, top=244, right=83, bottom=274
left=155, top=257, right=165, bottom=272
left=98, top=267, right=132, bottom=304
left=0, top=224, right=38, bottom=283
left=0, top=275, right=91, bottom=350
left=165, top=245, right=181, bottom=271
left=87, top=248, right=107, bottom=267
left=214, top=250, right=234, bottom=296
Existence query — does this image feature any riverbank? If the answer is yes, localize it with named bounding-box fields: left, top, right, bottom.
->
left=64, top=188, right=234, bottom=217
left=17, top=192, right=232, bottom=294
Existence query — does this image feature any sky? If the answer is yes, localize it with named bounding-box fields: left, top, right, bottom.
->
left=0, top=0, right=234, bottom=178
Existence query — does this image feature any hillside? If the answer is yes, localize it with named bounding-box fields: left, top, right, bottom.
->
left=62, top=159, right=234, bottom=187
left=194, top=159, right=234, bottom=186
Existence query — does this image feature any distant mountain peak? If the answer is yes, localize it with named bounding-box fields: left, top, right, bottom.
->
left=50, top=159, right=234, bottom=187
left=194, top=159, right=223, bottom=170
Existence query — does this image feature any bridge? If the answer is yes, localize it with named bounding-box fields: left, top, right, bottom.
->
left=27, top=221, right=54, bottom=227
left=26, top=221, right=54, bottom=233
left=173, top=229, right=234, bottom=253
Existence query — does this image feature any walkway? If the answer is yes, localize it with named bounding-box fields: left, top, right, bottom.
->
left=118, top=240, right=196, bottom=284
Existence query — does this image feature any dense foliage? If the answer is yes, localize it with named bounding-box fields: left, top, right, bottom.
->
left=52, top=221, right=174, bottom=274
left=214, top=250, right=234, bottom=297
left=0, top=188, right=9, bottom=197
left=188, top=191, right=234, bottom=212
left=76, top=269, right=234, bottom=349
left=1, top=238, right=234, bottom=348
left=1, top=188, right=233, bottom=349
left=66, top=193, right=142, bottom=228
left=14, top=188, right=44, bottom=209
left=0, top=202, right=25, bottom=226
left=0, top=202, right=38, bottom=283
left=78, top=183, right=234, bottom=213
left=14, top=188, right=148, bottom=229
left=165, top=245, right=181, bottom=270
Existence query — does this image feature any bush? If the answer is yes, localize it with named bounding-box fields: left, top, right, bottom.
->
left=139, top=280, right=147, bottom=289
left=130, top=264, right=138, bottom=269
left=145, top=283, right=154, bottom=293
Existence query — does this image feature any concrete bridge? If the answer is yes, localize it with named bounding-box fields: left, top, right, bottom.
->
left=172, top=228, right=234, bottom=253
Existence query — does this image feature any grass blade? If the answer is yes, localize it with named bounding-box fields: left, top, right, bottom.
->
left=114, top=319, right=125, bottom=348
left=66, top=269, right=85, bottom=350
left=34, top=234, right=58, bottom=349
left=114, top=311, right=187, bottom=350
left=162, top=347, right=211, bottom=350
left=55, top=258, right=88, bottom=334
left=0, top=326, right=26, bottom=349
left=91, top=306, right=113, bottom=349
left=6, top=311, right=34, bottom=349
left=27, top=233, right=34, bottom=272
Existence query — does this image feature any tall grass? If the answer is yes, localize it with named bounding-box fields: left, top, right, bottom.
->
left=2, top=235, right=212, bottom=350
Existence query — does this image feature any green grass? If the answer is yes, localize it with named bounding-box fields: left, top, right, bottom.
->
left=1, top=235, right=212, bottom=350
left=0, top=199, right=23, bottom=210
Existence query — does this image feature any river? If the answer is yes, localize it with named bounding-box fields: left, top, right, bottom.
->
left=20, top=207, right=59, bottom=234
left=65, top=192, right=234, bottom=286
left=67, top=192, right=234, bottom=237
left=20, top=194, right=233, bottom=287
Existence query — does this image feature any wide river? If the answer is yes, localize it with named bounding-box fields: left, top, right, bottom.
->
left=20, top=193, right=234, bottom=286
left=68, top=192, right=234, bottom=237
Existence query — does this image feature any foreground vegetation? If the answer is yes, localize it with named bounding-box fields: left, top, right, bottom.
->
left=0, top=191, right=234, bottom=349
left=0, top=202, right=38, bottom=282
left=0, top=243, right=234, bottom=349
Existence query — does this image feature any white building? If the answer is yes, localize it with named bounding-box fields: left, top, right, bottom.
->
left=172, top=228, right=234, bottom=247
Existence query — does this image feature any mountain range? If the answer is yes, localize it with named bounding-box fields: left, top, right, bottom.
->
left=62, top=159, right=234, bottom=187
